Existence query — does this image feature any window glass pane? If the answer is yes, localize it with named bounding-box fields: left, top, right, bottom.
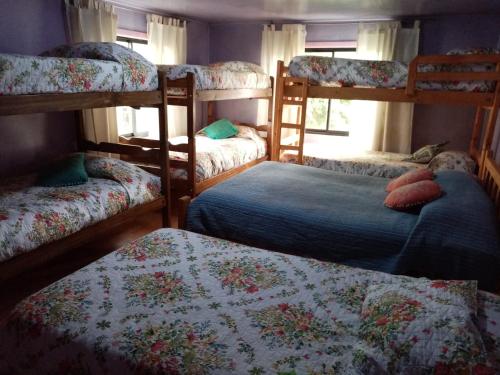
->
left=116, top=107, right=134, bottom=135
left=328, top=99, right=352, bottom=133
left=306, top=98, right=328, bottom=130
left=131, top=42, right=154, bottom=62
left=334, top=50, right=358, bottom=59
left=304, top=51, right=332, bottom=57
left=135, top=108, right=159, bottom=138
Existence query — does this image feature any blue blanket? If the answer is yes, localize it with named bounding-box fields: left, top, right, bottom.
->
left=186, top=162, right=500, bottom=290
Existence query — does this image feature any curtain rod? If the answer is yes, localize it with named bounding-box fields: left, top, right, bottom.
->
left=105, top=1, right=202, bottom=23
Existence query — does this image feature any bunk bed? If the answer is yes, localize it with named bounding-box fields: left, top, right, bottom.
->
left=180, top=52, right=500, bottom=291
left=272, top=52, right=500, bottom=180
left=119, top=62, right=274, bottom=196
left=0, top=42, right=171, bottom=283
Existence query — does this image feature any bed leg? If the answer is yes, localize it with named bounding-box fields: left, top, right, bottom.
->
left=177, top=196, right=191, bottom=230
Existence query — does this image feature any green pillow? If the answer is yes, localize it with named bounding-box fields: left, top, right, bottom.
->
left=37, top=153, right=88, bottom=187
left=202, top=119, right=238, bottom=139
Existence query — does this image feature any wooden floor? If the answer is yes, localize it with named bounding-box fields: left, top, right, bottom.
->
left=0, top=207, right=176, bottom=323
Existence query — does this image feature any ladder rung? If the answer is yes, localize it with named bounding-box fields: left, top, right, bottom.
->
left=280, top=145, right=300, bottom=151
left=281, top=123, right=301, bottom=129
left=283, top=99, right=304, bottom=105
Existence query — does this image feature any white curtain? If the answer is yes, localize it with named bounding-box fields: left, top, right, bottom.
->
left=147, top=14, right=187, bottom=138
left=349, top=21, right=419, bottom=153
left=258, top=24, right=306, bottom=138
left=65, top=0, right=118, bottom=144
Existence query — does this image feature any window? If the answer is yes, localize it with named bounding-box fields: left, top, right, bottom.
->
left=116, top=36, right=159, bottom=139
left=305, top=48, right=357, bottom=136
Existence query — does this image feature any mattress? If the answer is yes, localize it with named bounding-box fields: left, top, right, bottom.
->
left=1, top=228, right=499, bottom=374
left=289, top=53, right=497, bottom=92
left=186, top=162, right=500, bottom=290
left=281, top=149, right=476, bottom=178
left=170, top=125, right=267, bottom=182
left=160, top=60, right=271, bottom=95
left=0, top=42, right=158, bottom=95
left=0, top=157, right=160, bottom=262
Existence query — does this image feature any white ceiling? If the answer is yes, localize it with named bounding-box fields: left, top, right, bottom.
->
left=109, top=0, right=500, bottom=22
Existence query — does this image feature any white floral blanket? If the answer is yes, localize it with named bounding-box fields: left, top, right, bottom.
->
left=0, top=43, right=158, bottom=95
left=160, top=61, right=271, bottom=96
left=0, top=228, right=498, bottom=374
left=289, top=54, right=497, bottom=92
left=0, top=157, right=160, bottom=262
left=170, top=125, right=267, bottom=182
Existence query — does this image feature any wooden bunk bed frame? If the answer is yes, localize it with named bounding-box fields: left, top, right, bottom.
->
left=119, top=71, right=274, bottom=197
left=0, top=70, right=171, bottom=283
left=273, top=55, right=500, bottom=206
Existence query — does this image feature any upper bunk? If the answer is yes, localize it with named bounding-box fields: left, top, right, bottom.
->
left=160, top=61, right=274, bottom=104
left=278, top=48, right=500, bottom=107
left=0, top=42, right=167, bottom=116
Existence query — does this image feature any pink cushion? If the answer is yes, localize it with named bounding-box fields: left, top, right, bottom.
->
left=384, top=180, right=442, bottom=210
left=386, top=169, right=434, bottom=192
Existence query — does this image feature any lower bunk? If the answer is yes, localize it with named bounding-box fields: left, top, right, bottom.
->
left=185, top=161, right=500, bottom=291
left=0, top=228, right=499, bottom=374
left=281, top=145, right=476, bottom=179
left=0, top=156, right=166, bottom=283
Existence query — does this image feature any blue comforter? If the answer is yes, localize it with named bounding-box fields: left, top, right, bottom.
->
left=186, top=162, right=500, bottom=290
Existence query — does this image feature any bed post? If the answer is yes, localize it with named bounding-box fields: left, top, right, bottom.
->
left=272, top=61, right=285, bottom=161
left=267, top=76, right=274, bottom=159
left=207, top=101, right=215, bottom=124
left=177, top=195, right=191, bottom=229
left=158, top=70, right=171, bottom=227
left=74, top=110, right=86, bottom=152
left=479, top=62, right=500, bottom=180
left=469, top=106, right=484, bottom=162
left=186, top=72, right=197, bottom=197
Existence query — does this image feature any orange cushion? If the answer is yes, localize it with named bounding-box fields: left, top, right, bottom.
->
left=384, top=180, right=442, bottom=210
left=386, top=169, right=434, bottom=192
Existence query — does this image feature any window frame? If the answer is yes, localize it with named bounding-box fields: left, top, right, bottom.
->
left=116, top=36, right=149, bottom=137
left=304, top=47, right=356, bottom=137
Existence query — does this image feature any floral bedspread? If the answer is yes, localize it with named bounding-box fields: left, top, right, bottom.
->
left=0, top=228, right=498, bottom=374
left=170, top=125, right=267, bottom=182
left=0, top=42, right=158, bottom=95
left=0, top=157, right=160, bottom=262
left=289, top=54, right=497, bottom=92
left=159, top=61, right=271, bottom=96
left=282, top=149, right=476, bottom=178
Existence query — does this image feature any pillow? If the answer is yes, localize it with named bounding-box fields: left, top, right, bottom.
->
left=36, top=153, right=88, bottom=187
left=202, top=119, right=238, bottom=140
left=384, top=180, right=442, bottom=210
left=402, top=142, right=448, bottom=164
left=386, top=168, right=434, bottom=192
left=428, top=151, right=476, bottom=174
left=358, top=279, right=493, bottom=374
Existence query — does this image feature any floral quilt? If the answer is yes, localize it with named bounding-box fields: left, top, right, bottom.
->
left=0, top=42, right=158, bottom=95
left=0, top=157, right=160, bottom=262
left=0, top=228, right=498, bottom=374
left=170, top=125, right=267, bottom=182
left=159, top=61, right=271, bottom=96
left=281, top=149, right=476, bottom=178
left=288, top=54, right=497, bottom=92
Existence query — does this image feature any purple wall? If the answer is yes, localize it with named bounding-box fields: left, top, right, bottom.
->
left=0, top=0, right=76, bottom=178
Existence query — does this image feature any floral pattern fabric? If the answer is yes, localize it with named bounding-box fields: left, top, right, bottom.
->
left=281, top=149, right=476, bottom=178
left=0, top=43, right=157, bottom=95
left=0, top=228, right=499, bottom=374
left=288, top=54, right=497, bottom=92
left=170, top=125, right=267, bottom=182
left=159, top=62, right=271, bottom=96
left=0, top=157, right=160, bottom=262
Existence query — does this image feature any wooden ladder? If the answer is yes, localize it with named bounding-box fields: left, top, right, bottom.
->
left=272, top=61, right=308, bottom=164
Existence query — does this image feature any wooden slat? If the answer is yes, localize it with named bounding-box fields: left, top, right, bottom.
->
left=280, top=145, right=300, bottom=151
left=416, top=71, right=500, bottom=82
left=170, top=159, right=188, bottom=169
left=166, top=78, right=189, bottom=88
left=415, top=54, right=500, bottom=64
left=119, top=136, right=160, bottom=149
left=283, top=99, right=305, bottom=105
left=84, top=140, right=160, bottom=161
left=0, top=91, right=162, bottom=116
left=280, top=122, right=300, bottom=129
left=169, top=143, right=189, bottom=153
left=196, top=88, right=273, bottom=101
left=166, top=97, right=189, bottom=106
